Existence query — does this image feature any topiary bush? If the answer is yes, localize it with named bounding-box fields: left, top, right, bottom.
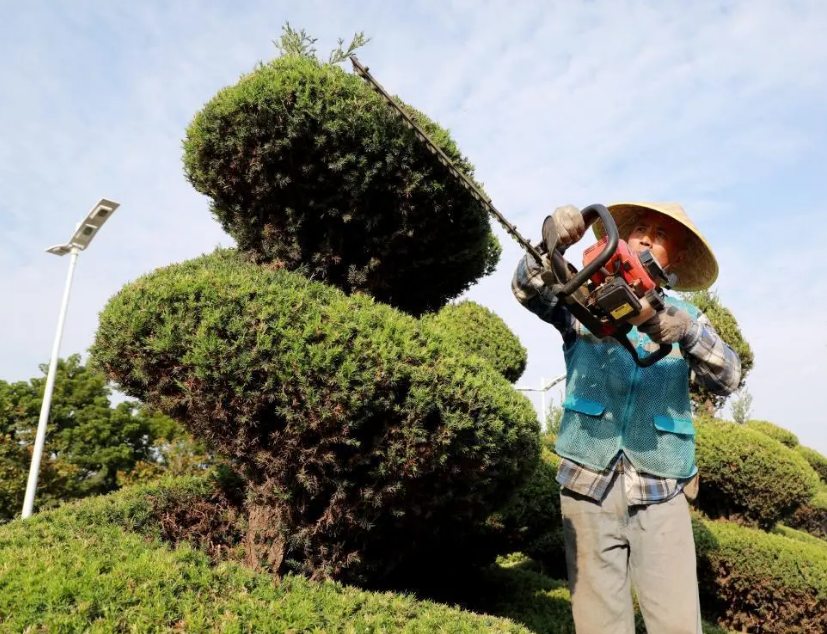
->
left=694, top=417, right=820, bottom=529
left=694, top=516, right=827, bottom=634
left=484, top=448, right=563, bottom=570
left=796, top=444, right=827, bottom=483
left=182, top=52, right=500, bottom=316
left=420, top=300, right=528, bottom=383
left=0, top=478, right=535, bottom=634
left=787, top=487, right=827, bottom=541
left=89, top=248, right=540, bottom=584
left=744, top=419, right=799, bottom=448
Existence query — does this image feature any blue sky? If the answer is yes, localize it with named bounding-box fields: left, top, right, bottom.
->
left=1, top=1, right=825, bottom=455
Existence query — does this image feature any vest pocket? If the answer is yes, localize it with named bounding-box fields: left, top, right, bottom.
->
left=653, top=415, right=695, bottom=436
left=563, top=396, right=606, bottom=417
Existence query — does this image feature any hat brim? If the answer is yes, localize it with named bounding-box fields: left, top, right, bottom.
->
left=591, top=202, right=719, bottom=292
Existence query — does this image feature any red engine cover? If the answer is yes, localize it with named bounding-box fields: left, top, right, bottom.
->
left=582, top=237, right=657, bottom=294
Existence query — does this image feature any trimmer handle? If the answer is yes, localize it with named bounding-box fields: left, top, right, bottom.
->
left=556, top=204, right=618, bottom=296
left=544, top=203, right=673, bottom=368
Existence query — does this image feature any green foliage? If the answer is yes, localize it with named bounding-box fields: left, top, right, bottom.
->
left=484, top=449, right=566, bottom=579
left=272, top=22, right=371, bottom=65
left=182, top=48, right=500, bottom=316
left=89, top=248, right=540, bottom=584
left=694, top=417, right=821, bottom=529
left=0, top=355, right=192, bottom=521
left=772, top=523, right=827, bottom=547
left=744, top=419, right=799, bottom=448
left=0, top=481, right=532, bottom=634
left=729, top=387, right=752, bottom=424
left=679, top=290, right=754, bottom=414
left=420, top=300, right=528, bottom=383
left=694, top=515, right=827, bottom=634
left=786, top=487, right=827, bottom=541
left=796, top=444, right=827, bottom=483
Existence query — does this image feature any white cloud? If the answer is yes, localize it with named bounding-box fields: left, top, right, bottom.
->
left=1, top=0, right=825, bottom=456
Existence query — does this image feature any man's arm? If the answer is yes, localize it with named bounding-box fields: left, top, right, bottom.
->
left=511, top=253, right=577, bottom=346
left=679, top=311, right=742, bottom=396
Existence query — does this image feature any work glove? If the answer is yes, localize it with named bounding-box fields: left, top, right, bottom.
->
left=542, top=204, right=586, bottom=252
left=636, top=305, right=694, bottom=345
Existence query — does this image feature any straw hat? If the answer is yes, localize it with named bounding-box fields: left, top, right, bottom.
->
left=591, top=202, right=718, bottom=291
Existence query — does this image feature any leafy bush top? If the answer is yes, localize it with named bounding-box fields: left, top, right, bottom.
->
left=694, top=417, right=821, bottom=528
left=694, top=516, right=827, bottom=634
left=796, top=444, right=827, bottom=483
left=421, top=300, right=528, bottom=383
left=90, top=249, right=539, bottom=583
left=182, top=53, right=500, bottom=316
left=744, top=419, right=799, bottom=448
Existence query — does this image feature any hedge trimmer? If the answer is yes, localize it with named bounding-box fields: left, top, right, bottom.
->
left=349, top=55, right=672, bottom=368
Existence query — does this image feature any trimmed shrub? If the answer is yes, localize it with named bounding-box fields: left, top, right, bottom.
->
left=744, top=419, right=799, bottom=448
left=797, top=444, right=827, bottom=483
left=694, top=516, right=827, bottom=634
left=773, top=523, right=827, bottom=547
left=182, top=53, right=500, bottom=316
left=420, top=300, right=528, bottom=383
left=89, top=249, right=539, bottom=584
left=694, top=417, right=820, bottom=529
left=0, top=481, right=533, bottom=634
left=787, top=487, right=827, bottom=541
left=484, top=448, right=563, bottom=571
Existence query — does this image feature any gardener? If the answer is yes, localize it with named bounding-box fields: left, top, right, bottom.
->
left=511, top=202, right=742, bottom=634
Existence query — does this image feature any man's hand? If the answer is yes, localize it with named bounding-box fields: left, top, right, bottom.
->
left=542, top=205, right=586, bottom=252
left=636, top=305, right=694, bottom=345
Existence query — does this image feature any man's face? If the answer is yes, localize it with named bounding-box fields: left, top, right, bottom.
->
left=626, top=211, right=686, bottom=270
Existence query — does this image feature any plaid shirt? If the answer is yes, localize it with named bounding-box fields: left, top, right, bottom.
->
left=512, top=253, right=742, bottom=505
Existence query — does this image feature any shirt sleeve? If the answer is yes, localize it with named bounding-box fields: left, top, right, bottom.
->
left=511, top=253, right=577, bottom=345
left=679, top=311, right=742, bottom=396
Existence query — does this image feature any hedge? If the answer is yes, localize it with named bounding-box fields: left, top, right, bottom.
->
left=786, top=487, right=827, bottom=541
left=0, top=480, right=532, bottom=634
left=694, top=516, right=827, bottom=634
left=89, top=248, right=540, bottom=584
left=182, top=54, right=500, bottom=316
left=694, top=417, right=820, bottom=528
left=744, top=419, right=799, bottom=448
left=420, top=300, right=528, bottom=383
left=796, top=444, right=827, bottom=483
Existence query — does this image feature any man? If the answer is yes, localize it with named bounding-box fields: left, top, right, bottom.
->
left=511, top=202, right=741, bottom=634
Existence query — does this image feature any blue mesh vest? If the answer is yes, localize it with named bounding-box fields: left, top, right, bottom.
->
left=554, top=296, right=700, bottom=479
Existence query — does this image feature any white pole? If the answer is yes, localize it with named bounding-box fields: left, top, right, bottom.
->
left=22, top=246, right=80, bottom=519
left=540, top=376, right=546, bottom=427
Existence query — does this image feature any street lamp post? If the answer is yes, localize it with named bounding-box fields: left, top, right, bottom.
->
left=21, top=198, right=120, bottom=519
left=516, top=373, right=566, bottom=428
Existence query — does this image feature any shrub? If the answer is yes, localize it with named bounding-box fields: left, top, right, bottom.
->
left=796, top=444, right=827, bottom=483
left=786, top=487, right=827, bottom=541
left=772, top=523, right=827, bottom=547
left=420, top=300, right=528, bottom=383
left=0, top=480, right=533, bottom=634
left=482, top=448, right=564, bottom=571
left=694, top=516, right=827, bottom=634
left=694, top=417, right=820, bottom=529
left=182, top=53, right=500, bottom=316
left=679, top=290, right=754, bottom=414
left=744, top=419, right=799, bottom=448
left=89, top=249, right=539, bottom=584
